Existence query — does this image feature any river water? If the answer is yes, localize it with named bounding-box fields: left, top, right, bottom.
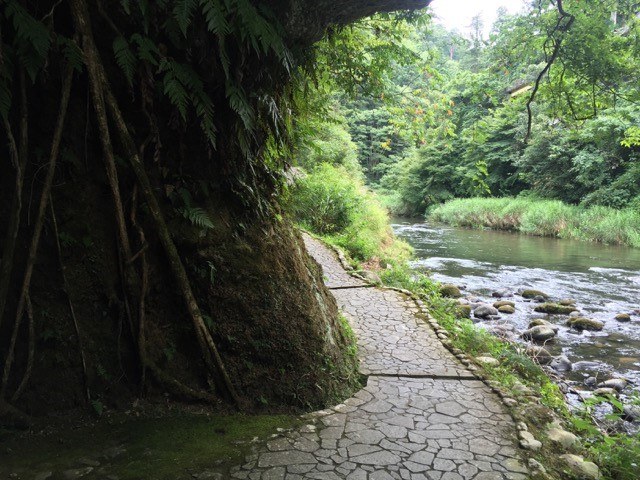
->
left=391, top=219, right=640, bottom=395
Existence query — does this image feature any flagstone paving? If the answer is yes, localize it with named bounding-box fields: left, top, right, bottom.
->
left=230, top=235, right=528, bottom=479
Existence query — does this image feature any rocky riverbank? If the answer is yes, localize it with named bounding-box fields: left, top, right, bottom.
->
left=439, top=282, right=640, bottom=432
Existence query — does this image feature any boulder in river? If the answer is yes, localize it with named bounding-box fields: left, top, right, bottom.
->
left=493, top=300, right=515, bottom=308
left=498, top=305, right=515, bottom=314
left=550, top=355, right=572, bottom=372
left=491, top=289, right=513, bottom=298
left=521, top=289, right=549, bottom=299
left=623, top=404, right=640, bottom=422
left=615, top=313, right=631, bottom=322
left=439, top=283, right=462, bottom=298
left=566, top=317, right=604, bottom=331
left=521, top=325, right=557, bottom=343
left=528, top=319, right=559, bottom=332
left=593, top=387, right=619, bottom=397
left=473, top=304, right=499, bottom=319
left=534, top=303, right=578, bottom=314
left=596, top=378, right=627, bottom=392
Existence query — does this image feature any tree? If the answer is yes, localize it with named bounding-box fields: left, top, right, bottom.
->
left=0, top=0, right=432, bottom=423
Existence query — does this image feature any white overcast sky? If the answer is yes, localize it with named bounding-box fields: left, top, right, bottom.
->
left=429, top=0, right=527, bottom=36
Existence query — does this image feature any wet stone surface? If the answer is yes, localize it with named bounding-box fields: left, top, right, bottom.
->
left=229, top=236, right=527, bottom=479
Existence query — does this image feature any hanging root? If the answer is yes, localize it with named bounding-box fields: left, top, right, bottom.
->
left=0, top=63, right=75, bottom=402
left=10, top=293, right=34, bottom=403
left=70, top=0, right=240, bottom=406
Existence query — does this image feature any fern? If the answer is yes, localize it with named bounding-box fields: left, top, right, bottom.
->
left=5, top=0, right=51, bottom=81
left=226, top=82, right=255, bottom=133
left=200, top=0, right=230, bottom=36
left=160, top=60, right=190, bottom=119
left=180, top=206, right=215, bottom=230
left=113, top=36, right=137, bottom=85
left=131, top=34, right=160, bottom=66
left=58, top=37, right=84, bottom=72
left=173, top=0, right=199, bottom=36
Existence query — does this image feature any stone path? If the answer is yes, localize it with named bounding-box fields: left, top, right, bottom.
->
left=229, top=235, right=527, bottom=480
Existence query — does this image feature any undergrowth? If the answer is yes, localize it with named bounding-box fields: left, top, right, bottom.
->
left=430, top=197, right=640, bottom=248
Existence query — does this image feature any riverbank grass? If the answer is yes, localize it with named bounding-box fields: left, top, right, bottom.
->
left=429, top=197, right=640, bottom=247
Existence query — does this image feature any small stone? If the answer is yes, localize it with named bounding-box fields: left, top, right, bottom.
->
left=516, top=422, right=528, bottom=431
left=498, top=305, right=515, bottom=314
left=559, top=454, right=601, bottom=480
left=474, top=304, right=499, bottom=319
left=615, top=313, right=631, bottom=322
left=547, top=427, right=578, bottom=449
left=596, top=378, right=627, bottom=392
left=559, top=299, right=576, bottom=306
left=518, top=431, right=541, bottom=451
left=492, top=289, right=513, bottom=298
left=593, top=387, right=619, bottom=397
left=550, top=355, right=572, bottom=372
left=493, top=300, right=515, bottom=308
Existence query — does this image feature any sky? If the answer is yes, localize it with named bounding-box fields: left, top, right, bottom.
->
left=429, top=0, right=526, bottom=37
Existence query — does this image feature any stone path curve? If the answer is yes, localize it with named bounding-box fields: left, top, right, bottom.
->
left=229, top=235, right=528, bottom=480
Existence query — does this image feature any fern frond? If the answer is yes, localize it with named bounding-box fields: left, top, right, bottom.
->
left=131, top=34, right=160, bottom=66
left=200, top=0, right=230, bottom=35
left=180, top=206, right=215, bottom=230
left=161, top=60, right=189, bottom=120
left=113, top=36, right=137, bottom=85
left=226, top=82, right=255, bottom=133
left=173, top=0, right=199, bottom=36
left=58, top=37, right=84, bottom=72
left=6, top=1, right=51, bottom=80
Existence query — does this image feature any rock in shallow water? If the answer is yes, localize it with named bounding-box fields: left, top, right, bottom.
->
left=521, top=289, right=549, bottom=299
left=521, top=325, right=557, bottom=343
left=492, top=288, right=513, bottom=298
left=551, top=355, right=572, bottom=372
left=473, top=303, right=499, bottom=319
left=493, top=300, right=515, bottom=308
left=526, top=346, right=554, bottom=365
left=498, top=305, right=516, bottom=314
left=566, top=317, right=604, bottom=331
left=534, top=303, right=578, bottom=314
left=615, top=313, right=631, bottom=322
left=439, top=283, right=462, bottom=298
left=596, top=378, right=627, bottom=392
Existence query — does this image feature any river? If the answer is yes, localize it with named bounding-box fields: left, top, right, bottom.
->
left=391, top=219, right=640, bottom=400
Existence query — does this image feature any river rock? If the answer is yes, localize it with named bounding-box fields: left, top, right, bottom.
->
left=592, top=387, right=619, bottom=397
left=498, top=305, right=516, bottom=314
left=493, top=300, right=515, bottom=308
left=559, top=298, right=576, bottom=306
left=492, top=288, right=513, bottom=298
left=484, top=324, right=517, bottom=340
left=623, top=404, right=640, bottom=422
left=528, top=319, right=559, bottom=332
left=474, top=304, right=499, bottom=319
left=521, top=289, right=549, bottom=299
left=615, top=313, right=631, bottom=322
left=439, top=283, right=462, bottom=298
left=584, top=377, right=597, bottom=387
left=521, top=325, right=556, bottom=343
left=559, top=454, right=601, bottom=480
left=550, top=355, right=572, bottom=372
left=566, top=317, right=604, bottom=331
left=526, top=346, right=554, bottom=365
left=569, top=310, right=581, bottom=317
left=547, top=427, right=578, bottom=449
left=596, top=378, right=627, bottom=392
left=534, top=303, right=578, bottom=314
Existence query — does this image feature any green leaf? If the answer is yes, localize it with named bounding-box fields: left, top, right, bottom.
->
left=113, top=36, right=137, bottom=85
left=173, top=0, right=199, bottom=36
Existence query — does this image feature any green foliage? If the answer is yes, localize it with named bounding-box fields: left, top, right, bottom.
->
left=288, top=163, right=410, bottom=263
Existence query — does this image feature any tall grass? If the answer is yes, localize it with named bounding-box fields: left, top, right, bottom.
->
left=430, top=197, right=640, bottom=248
left=288, top=163, right=411, bottom=263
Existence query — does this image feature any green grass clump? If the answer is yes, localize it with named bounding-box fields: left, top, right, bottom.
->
left=288, top=163, right=411, bottom=264
left=430, top=197, right=640, bottom=247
